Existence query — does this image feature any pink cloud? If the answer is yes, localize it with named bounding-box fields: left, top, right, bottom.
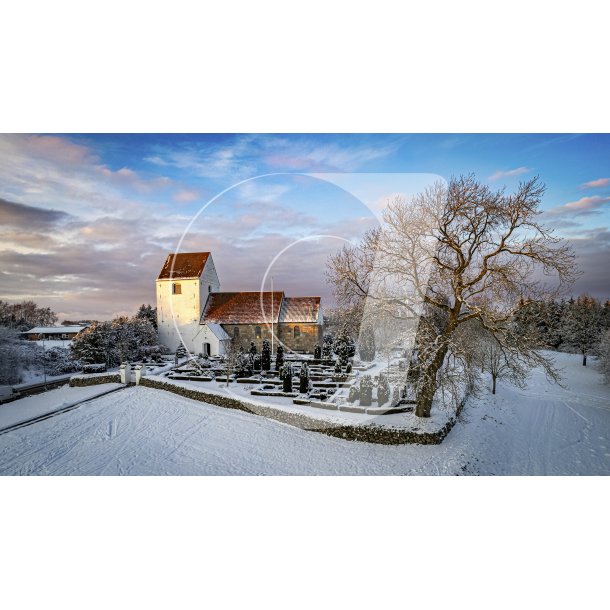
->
left=581, top=177, right=610, bottom=189
left=545, top=195, right=610, bottom=218
left=488, top=166, right=532, bottom=181
left=173, top=188, right=201, bottom=202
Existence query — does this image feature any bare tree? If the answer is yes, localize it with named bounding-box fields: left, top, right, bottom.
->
left=327, top=175, right=575, bottom=417
left=479, top=328, right=529, bottom=394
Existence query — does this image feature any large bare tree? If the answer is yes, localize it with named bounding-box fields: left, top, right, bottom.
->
left=327, top=175, right=576, bottom=417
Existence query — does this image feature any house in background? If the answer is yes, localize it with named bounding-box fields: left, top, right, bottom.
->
left=156, top=251, right=323, bottom=356
left=21, top=324, right=89, bottom=341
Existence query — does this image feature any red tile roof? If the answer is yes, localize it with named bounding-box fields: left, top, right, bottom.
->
left=280, top=297, right=321, bottom=323
left=201, top=291, right=284, bottom=324
left=157, top=252, right=210, bottom=280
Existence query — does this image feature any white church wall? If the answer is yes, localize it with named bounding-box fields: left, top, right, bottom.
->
left=156, top=255, right=221, bottom=355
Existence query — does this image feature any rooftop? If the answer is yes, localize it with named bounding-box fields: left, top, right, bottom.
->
left=157, top=252, right=210, bottom=280
left=201, top=291, right=284, bottom=325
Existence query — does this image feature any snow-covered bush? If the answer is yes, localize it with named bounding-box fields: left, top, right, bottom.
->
left=360, top=375, right=373, bottom=407
left=347, top=385, right=359, bottom=403
left=71, top=316, right=161, bottom=366
left=596, top=329, right=610, bottom=383
left=82, top=363, right=107, bottom=374
left=0, top=326, right=43, bottom=384
left=43, top=347, right=81, bottom=376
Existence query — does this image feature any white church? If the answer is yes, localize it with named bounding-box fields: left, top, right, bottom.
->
left=156, top=252, right=323, bottom=356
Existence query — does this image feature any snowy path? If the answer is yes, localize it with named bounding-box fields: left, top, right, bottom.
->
left=0, top=352, right=608, bottom=475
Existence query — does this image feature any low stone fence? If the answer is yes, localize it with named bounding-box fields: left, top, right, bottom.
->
left=69, top=372, right=121, bottom=387
left=140, top=376, right=463, bottom=445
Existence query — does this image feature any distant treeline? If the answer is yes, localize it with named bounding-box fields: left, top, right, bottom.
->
left=514, top=295, right=610, bottom=365
left=0, top=300, right=58, bottom=331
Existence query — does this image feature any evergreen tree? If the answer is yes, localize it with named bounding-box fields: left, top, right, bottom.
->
left=358, top=325, right=376, bottom=361
left=275, top=345, right=284, bottom=372
left=136, top=304, right=158, bottom=329
left=261, top=339, right=271, bottom=371
left=562, top=294, right=602, bottom=366
left=333, top=324, right=355, bottom=366
left=299, top=362, right=309, bottom=393
left=280, top=362, right=293, bottom=392
left=321, top=333, right=333, bottom=361
left=359, top=375, right=373, bottom=407
left=71, top=322, right=110, bottom=364
left=377, top=374, right=390, bottom=406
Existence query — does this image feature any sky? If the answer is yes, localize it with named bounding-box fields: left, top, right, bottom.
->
left=1, top=133, right=609, bottom=321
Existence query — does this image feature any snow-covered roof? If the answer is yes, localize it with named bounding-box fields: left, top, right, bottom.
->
left=204, top=322, right=231, bottom=341
left=157, top=252, right=210, bottom=280
left=22, top=326, right=87, bottom=334
left=201, top=291, right=284, bottom=324
left=279, top=297, right=321, bottom=323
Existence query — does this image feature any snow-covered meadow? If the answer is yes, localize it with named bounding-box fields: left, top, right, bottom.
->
left=0, top=351, right=608, bottom=475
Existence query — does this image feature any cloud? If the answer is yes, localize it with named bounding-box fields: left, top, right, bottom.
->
left=172, top=188, right=201, bottom=202
left=488, top=166, right=532, bottom=181
left=0, top=197, right=72, bottom=229
left=544, top=195, right=610, bottom=219
left=581, top=177, right=610, bottom=189
left=144, top=135, right=403, bottom=179
left=568, top=228, right=610, bottom=299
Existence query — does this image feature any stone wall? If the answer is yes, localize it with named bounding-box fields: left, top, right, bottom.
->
left=69, top=373, right=121, bottom=387
left=140, top=376, right=462, bottom=445
left=225, top=322, right=322, bottom=354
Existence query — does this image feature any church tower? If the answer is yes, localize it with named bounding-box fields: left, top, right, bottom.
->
left=156, top=252, right=220, bottom=354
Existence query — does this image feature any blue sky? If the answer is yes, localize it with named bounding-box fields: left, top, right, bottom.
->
left=1, top=133, right=609, bottom=320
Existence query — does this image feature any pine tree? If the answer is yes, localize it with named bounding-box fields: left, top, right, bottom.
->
left=136, top=304, right=158, bottom=330
left=359, top=375, right=373, bottom=407
left=275, top=345, right=284, bottom=372
left=261, top=339, right=271, bottom=371
left=281, top=362, right=293, bottom=392
left=377, top=374, right=390, bottom=406
left=358, top=325, right=376, bottom=361
left=321, top=334, right=333, bottom=361
left=333, top=324, right=354, bottom=366
left=299, top=362, right=309, bottom=393
left=562, top=294, right=602, bottom=365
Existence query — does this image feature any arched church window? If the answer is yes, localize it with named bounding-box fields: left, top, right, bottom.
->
left=255, top=326, right=261, bottom=339
left=294, top=326, right=300, bottom=338
left=233, top=327, right=240, bottom=339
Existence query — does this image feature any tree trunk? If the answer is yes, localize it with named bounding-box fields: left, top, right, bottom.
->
left=415, top=344, right=449, bottom=418
left=582, top=352, right=587, bottom=366
left=492, top=375, right=496, bottom=394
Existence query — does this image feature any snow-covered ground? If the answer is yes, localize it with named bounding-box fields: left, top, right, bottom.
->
left=0, top=383, right=123, bottom=430
left=0, top=352, right=608, bottom=475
